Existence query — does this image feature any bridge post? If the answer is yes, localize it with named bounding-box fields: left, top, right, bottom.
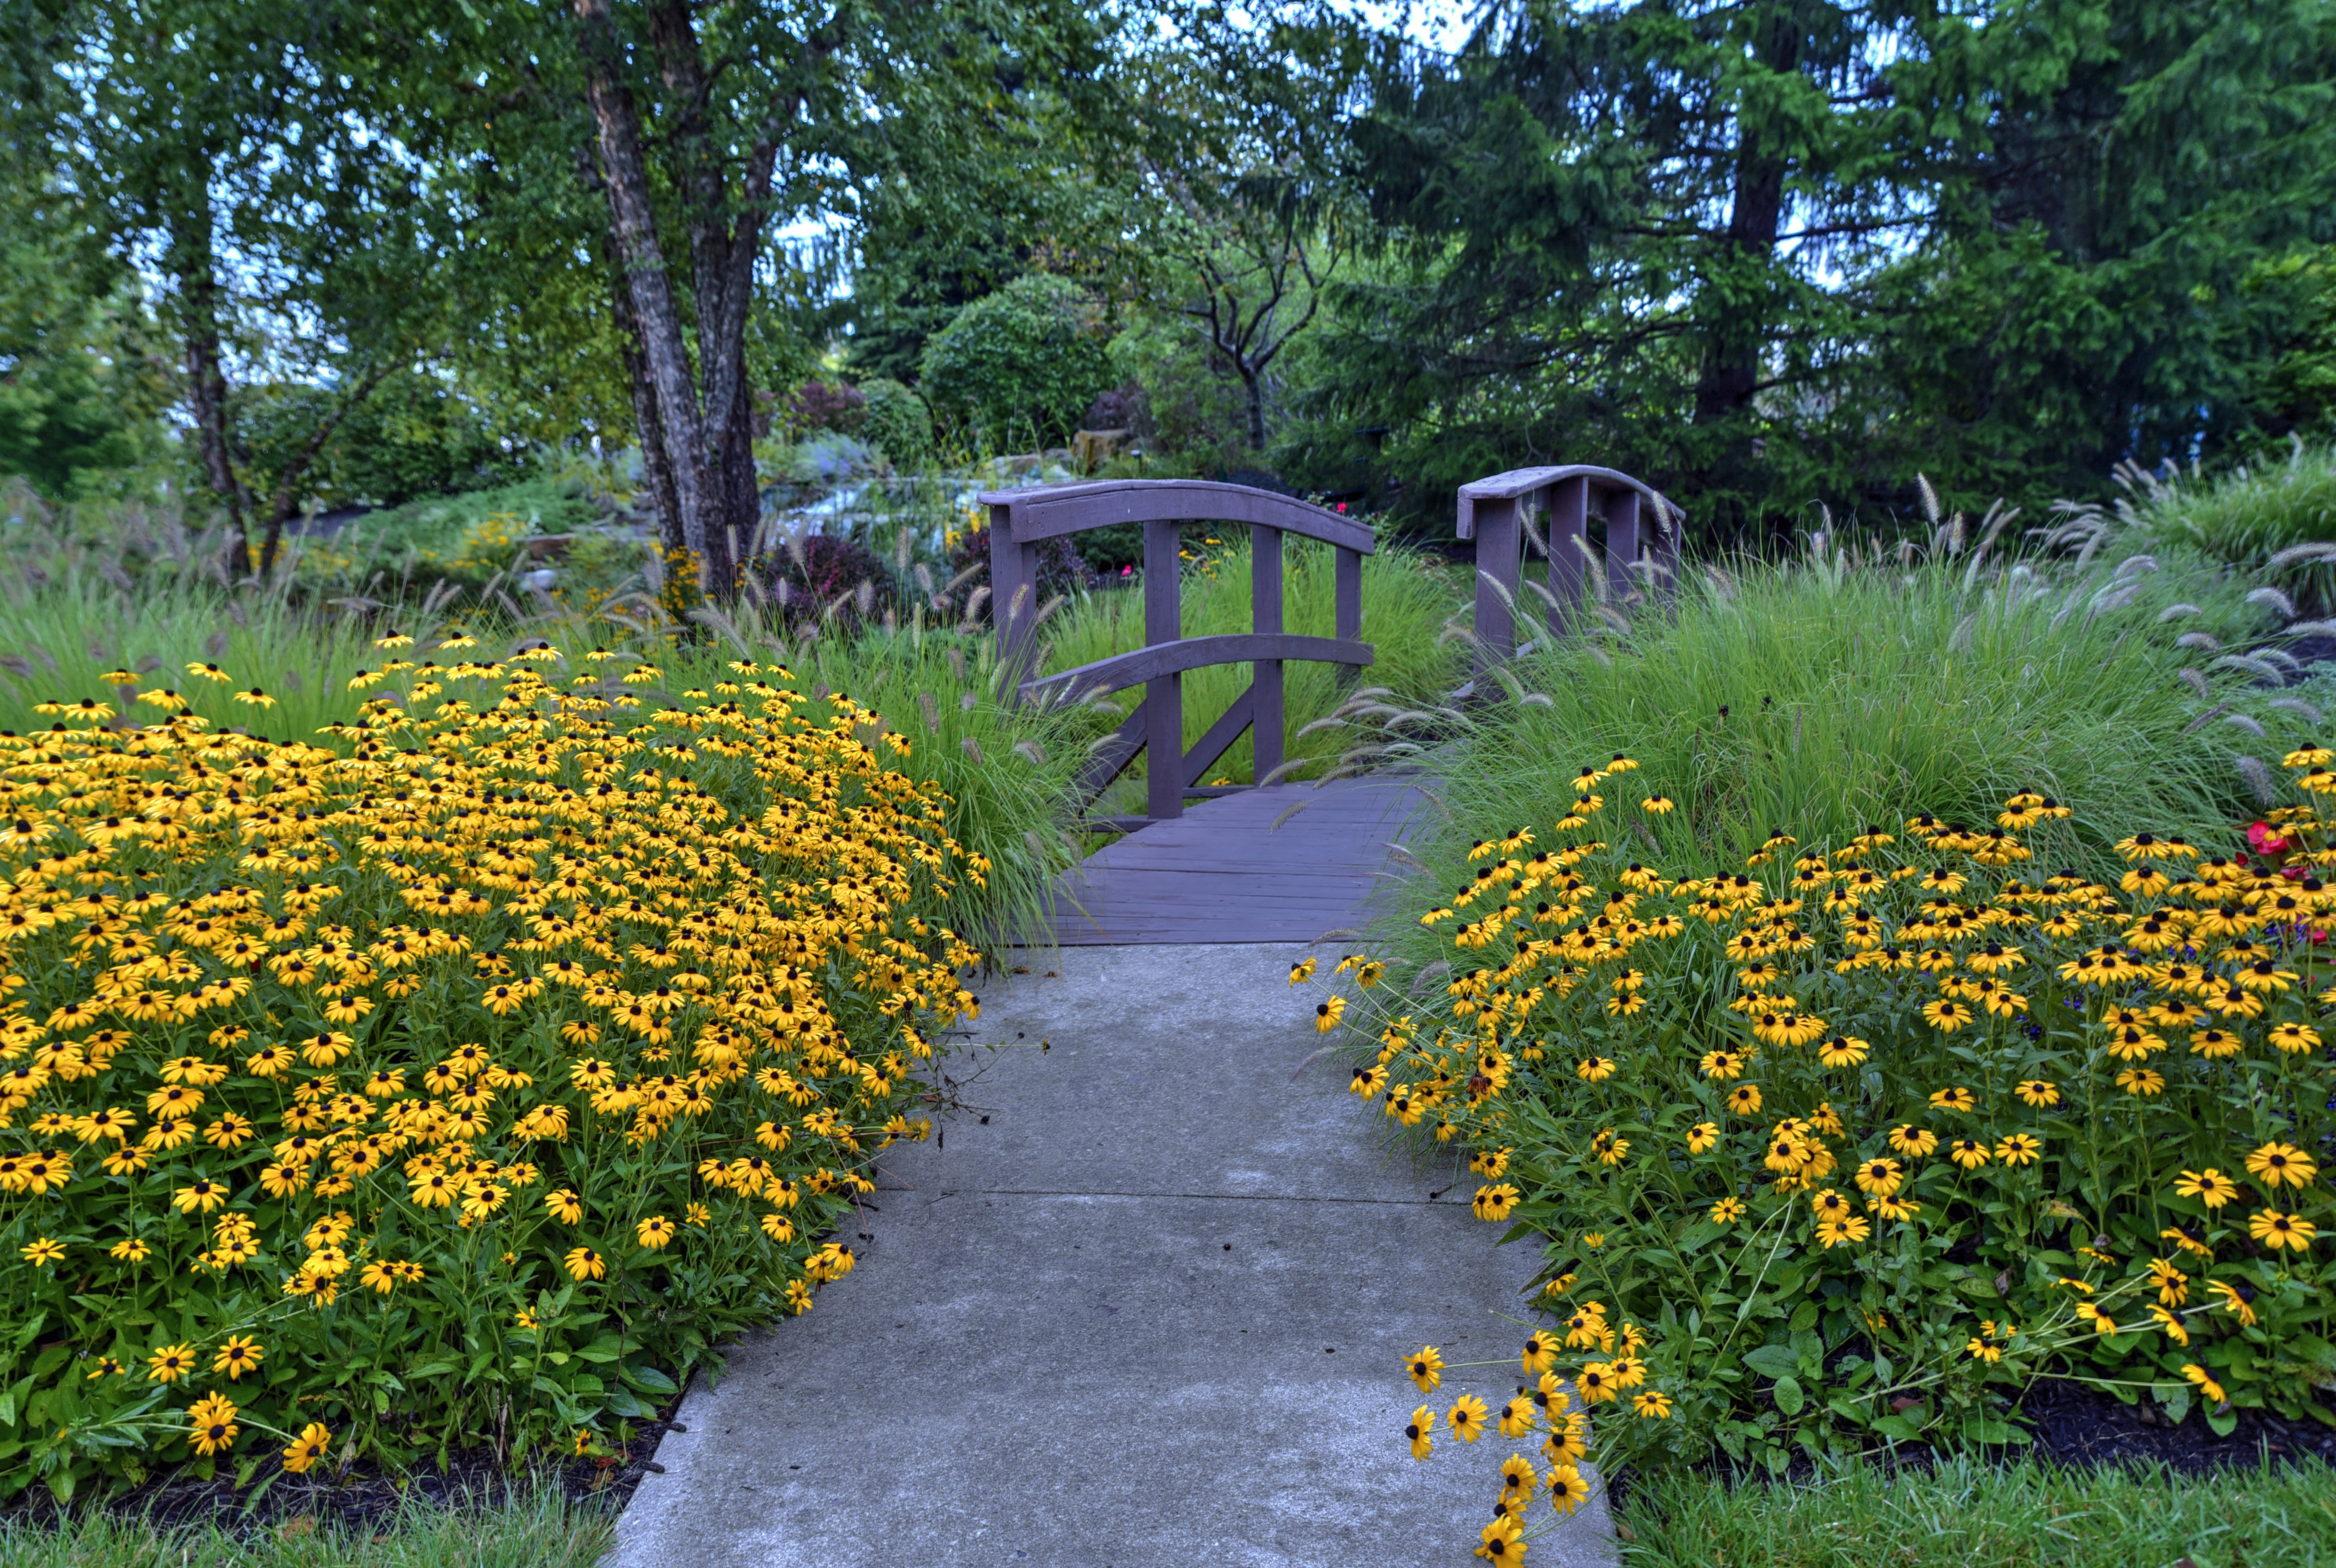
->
left=988, top=501, right=1039, bottom=698
left=1143, top=518, right=1184, bottom=821
left=1251, top=524, right=1283, bottom=785
left=1456, top=465, right=1678, bottom=678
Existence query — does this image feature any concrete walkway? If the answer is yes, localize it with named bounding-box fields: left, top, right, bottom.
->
left=609, top=945, right=1612, bottom=1567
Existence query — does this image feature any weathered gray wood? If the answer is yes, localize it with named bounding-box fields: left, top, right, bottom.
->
left=988, top=501, right=1039, bottom=690
left=1456, top=464, right=1675, bottom=536
left=1251, top=524, right=1283, bottom=784
left=1334, top=546, right=1363, bottom=651
left=1021, top=634, right=1376, bottom=705
left=1180, top=684, right=1256, bottom=787
left=1605, top=485, right=1641, bottom=596
left=1045, top=778, right=1432, bottom=945
left=1547, top=475, right=1588, bottom=637
left=1075, top=702, right=1149, bottom=805
left=1143, top=519, right=1183, bottom=823
left=980, top=479, right=1376, bottom=555
left=1470, top=496, right=1519, bottom=662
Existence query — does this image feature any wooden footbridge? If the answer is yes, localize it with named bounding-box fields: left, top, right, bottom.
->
left=982, top=469, right=1679, bottom=945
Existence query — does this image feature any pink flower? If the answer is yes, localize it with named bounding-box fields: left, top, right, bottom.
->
left=2247, top=821, right=2291, bottom=857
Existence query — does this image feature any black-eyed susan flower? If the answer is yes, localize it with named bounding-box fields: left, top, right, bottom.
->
left=2267, top=1020, right=2322, bottom=1054
left=1314, top=996, right=1346, bottom=1032
left=2248, top=1207, right=2316, bottom=1251
left=1927, top=1086, right=1977, bottom=1114
left=1546, top=1464, right=1589, bottom=1516
left=2174, top=1168, right=2239, bottom=1208
left=187, top=1392, right=240, bottom=1456
left=1685, top=1122, right=1720, bottom=1154
left=147, top=1343, right=197, bottom=1383
left=1725, top=1083, right=1762, bottom=1116
left=1887, top=1125, right=1938, bottom=1158
left=1405, top=1405, right=1434, bottom=1460
left=1447, top=1393, right=1488, bottom=1442
left=1473, top=1183, right=1520, bottom=1221
left=2182, top=1363, right=2228, bottom=1404
left=19, top=1236, right=64, bottom=1267
left=282, top=1422, right=333, bottom=1473
left=1948, top=1137, right=1990, bottom=1170
left=212, top=1336, right=263, bottom=1380
left=1708, top=1196, right=1746, bottom=1224
left=2246, top=1141, right=2316, bottom=1190
left=1994, top=1133, right=2043, bottom=1166
left=2015, top=1080, right=2060, bottom=1107
left=1852, top=1158, right=1903, bottom=1197
left=564, top=1246, right=607, bottom=1281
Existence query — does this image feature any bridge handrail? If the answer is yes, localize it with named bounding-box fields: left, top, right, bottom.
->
left=978, top=478, right=1374, bottom=554
left=1023, top=634, right=1374, bottom=706
left=1457, top=462, right=1680, bottom=671
left=985, top=478, right=1374, bottom=825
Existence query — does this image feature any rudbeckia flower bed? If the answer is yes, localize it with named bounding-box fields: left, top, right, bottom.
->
left=0, top=646, right=985, bottom=1501
left=1333, top=754, right=2335, bottom=1546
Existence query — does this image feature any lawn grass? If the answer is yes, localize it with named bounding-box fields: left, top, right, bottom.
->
left=1614, top=1456, right=2336, bottom=1568
left=0, top=1485, right=613, bottom=1567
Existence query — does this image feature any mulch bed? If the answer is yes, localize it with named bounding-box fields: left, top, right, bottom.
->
left=2018, top=1377, right=2336, bottom=1474
left=0, top=1400, right=684, bottom=1540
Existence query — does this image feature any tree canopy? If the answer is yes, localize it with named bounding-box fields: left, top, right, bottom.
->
left=5, top=0, right=2333, bottom=554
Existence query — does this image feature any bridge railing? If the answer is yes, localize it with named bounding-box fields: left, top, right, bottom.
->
left=981, top=478, right=1375, bottom=829
left=1457, top=465, right=1681, bottom=668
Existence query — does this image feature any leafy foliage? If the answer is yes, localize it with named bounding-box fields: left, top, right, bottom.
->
left=0, top=645, right=988, bottom=1500
left=919, top=275, right=1116, bottom=451
left=1290, top=0, right=2336, bottom=536
left=1363, top=764, right=2335, bottom=1493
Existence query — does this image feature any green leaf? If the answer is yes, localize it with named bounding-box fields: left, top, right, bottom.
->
left=622, top=1364, right=679, bottom=1397
left=2208, top=1406, right=2240, bottom=1438
left=1871, top=1414, right=1920, bottom=1444
left=1771, top=1375, right=1805, bottom=1417
left=1743, top=1345, right=1800, bottom=1381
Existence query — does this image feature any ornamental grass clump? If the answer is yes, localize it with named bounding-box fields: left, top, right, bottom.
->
left=1322, top=756, right=2336, bottom=1554
left=0, top=639, right=986, bottom=1501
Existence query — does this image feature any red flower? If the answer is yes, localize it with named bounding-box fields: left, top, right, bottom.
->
left=2247, top=821, right=2291, bottom=857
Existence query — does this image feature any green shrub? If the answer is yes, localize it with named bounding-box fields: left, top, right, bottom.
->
left=1358, top=768, right=2334, bottom=1505
left=859, top=379, right=935, bottom=471
left=1321, top=541, right=2336, bottom=1537
left=0, top=646, right=990, bottom=1500
left=2122, top=442, right=2336, bottom=611
left=919, top=275, right=1113, bottom=452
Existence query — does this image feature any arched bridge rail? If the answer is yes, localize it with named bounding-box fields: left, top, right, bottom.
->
left=1457, top=464, right=1682, bottom=669
left=982, top=479, right=1374, bottom=831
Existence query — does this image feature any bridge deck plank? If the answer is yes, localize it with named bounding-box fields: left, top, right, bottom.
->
left=1044, top=777, right=1432, bottom=945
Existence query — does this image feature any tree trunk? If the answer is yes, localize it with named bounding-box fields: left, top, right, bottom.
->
left=256, top=365, right=392, bottom=575
left=571, top=0, right=780, bottom=603
left=1691, top=24, right=1799, bottom=432
left=573, top=0, right=720, bottom=593
left=602, top=211, right=685, bottom=559
left=168, top=199, right=252, bottom=577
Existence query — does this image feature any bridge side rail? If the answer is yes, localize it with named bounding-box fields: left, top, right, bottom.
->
left=1456, top=465, right=1681, bottom=668
left=980, top=479, right=1375, bottom=826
